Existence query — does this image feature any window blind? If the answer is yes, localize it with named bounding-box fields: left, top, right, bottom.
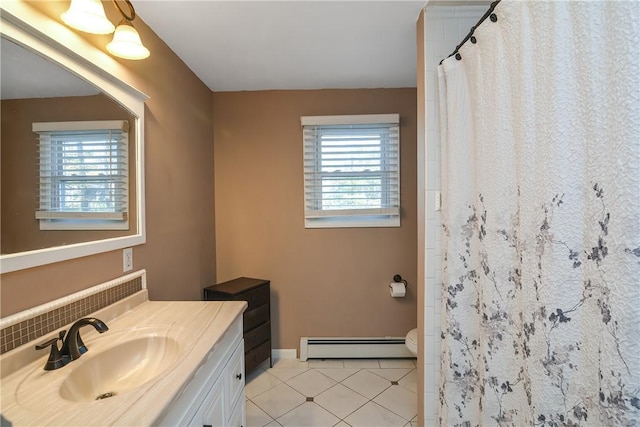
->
left=33, top=121, right=129, bottom=224
left=302, top=114, right=400, bottom=228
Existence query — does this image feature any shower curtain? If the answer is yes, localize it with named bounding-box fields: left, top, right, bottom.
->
left=438, top=1, right=639, bottom=426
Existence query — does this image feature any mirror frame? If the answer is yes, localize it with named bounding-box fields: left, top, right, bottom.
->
left=0, top=3, right=147, bottom=273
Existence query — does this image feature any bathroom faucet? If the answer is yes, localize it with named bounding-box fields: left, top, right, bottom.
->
left=61, top=317, right=109, bottom=361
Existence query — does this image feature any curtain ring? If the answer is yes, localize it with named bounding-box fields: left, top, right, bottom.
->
left=470, top=35, right=477, bottom=44
left=455, top=53, right=462, bottom=61
left=490, top=13, right=497, bottom=22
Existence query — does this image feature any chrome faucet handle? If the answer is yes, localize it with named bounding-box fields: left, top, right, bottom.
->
left=35, top=330, right=69, bottom=370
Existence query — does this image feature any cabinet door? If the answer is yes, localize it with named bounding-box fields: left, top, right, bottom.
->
left=200, top=341, right=244, bottom=427
left=225, top=342, right=245, bottom=413
left=198, top=377, right=226, bottom=427
left=227, top=397, right=245, bottom=427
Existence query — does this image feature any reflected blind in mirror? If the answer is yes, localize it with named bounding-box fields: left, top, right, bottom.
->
left=33, top=120, right=129, bottom=230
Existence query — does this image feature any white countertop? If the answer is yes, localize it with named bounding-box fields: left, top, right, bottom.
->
left=0, top=291, right=247, bottom=426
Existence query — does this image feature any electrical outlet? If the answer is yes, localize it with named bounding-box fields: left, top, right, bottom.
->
left=123, top=248, right=133, bottom=272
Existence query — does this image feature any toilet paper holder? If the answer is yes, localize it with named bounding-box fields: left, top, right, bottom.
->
left=390, top=274, right=407, bottom=289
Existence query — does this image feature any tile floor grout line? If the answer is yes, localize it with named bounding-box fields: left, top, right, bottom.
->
left=272, top=397, right=308, bottom=425
left=370, top=385, right=415, bottom=423
left=333, top=395, right=370, bottom=425
left=317, top=367, right=364, bottom=383
left=246, top=358, right=418, bottom=427
left=312, top=383, right=369, bottom=424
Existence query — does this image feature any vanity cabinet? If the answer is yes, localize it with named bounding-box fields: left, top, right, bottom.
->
left=157, top=316, right=246, bottom=427
left=204, top=278, right=271, bottom=374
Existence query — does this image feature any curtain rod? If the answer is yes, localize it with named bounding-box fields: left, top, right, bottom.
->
left=439, top=0, right=502, bottom=65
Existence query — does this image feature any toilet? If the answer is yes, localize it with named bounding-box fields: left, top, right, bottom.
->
left=405, top=328, right=418, bottom=356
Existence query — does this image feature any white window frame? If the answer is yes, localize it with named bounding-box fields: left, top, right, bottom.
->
left=33, top=120, right=129, bottom=230
left=301, top=114, right=400, bottom=229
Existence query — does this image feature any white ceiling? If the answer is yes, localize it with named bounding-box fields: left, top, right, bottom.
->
left=133, top=1, right=427, bottom=92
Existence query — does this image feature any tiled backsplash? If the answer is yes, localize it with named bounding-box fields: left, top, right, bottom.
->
left=0, top=272, right=144, bottom=354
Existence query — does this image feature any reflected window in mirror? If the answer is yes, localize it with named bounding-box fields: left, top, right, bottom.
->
left=34, top=120, right=130, bottom=230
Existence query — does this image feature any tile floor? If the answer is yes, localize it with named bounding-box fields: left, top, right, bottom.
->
left=245, top=358, right=418, bottom=427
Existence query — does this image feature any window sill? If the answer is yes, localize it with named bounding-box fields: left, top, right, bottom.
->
left=38, top=219, right=130, bottom=231
left=305, top=215, right=400, bottom=229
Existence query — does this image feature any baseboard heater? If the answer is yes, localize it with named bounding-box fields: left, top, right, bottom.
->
left=299, top=337, right=414, bottom=361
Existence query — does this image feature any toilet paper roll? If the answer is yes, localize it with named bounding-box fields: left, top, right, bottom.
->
left=389, top=282, right=406, bottom=298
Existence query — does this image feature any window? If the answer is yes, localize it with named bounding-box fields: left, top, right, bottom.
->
left=33, top=120, right=129, bottom=230
left=301, top=114, right=400, bottom=228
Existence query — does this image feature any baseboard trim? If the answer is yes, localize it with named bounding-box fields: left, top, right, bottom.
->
left=272, top=349, right=297, bottom=360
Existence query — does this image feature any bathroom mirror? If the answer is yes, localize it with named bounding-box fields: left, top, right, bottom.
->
left=0, top=4, right=147, bottom=273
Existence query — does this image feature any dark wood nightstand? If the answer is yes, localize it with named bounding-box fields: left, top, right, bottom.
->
left=203, top=277, right=271, bottom=374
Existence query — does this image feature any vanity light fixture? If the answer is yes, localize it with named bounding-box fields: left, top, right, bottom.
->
left=61, top=0, right=150, bottom=60
left=106, top=19, right=150, bottom=60
left=61, top=0, right=115, bottom=34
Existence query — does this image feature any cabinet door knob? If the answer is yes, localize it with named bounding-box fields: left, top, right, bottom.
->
left=236, top=373, right=242, bottom=380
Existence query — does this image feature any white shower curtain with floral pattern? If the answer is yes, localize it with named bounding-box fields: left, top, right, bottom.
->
left=438, top=1, right=639, bottom=425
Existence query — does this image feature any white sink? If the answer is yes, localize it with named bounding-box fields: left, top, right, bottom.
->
left=58, top=335, right=180, bottom=402
left=1, top=298, right=247, bottom=426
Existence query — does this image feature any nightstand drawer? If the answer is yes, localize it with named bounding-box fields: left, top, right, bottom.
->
left=245, top=285, right=269, bottom=310
left=245, top=321, right=270, bottom=350
left=243, top=303, right=269, bottom=332
left=245, top=340, right=271, bottom=373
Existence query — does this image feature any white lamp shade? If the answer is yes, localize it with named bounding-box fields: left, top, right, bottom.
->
left=61, top=0, right=115, bottom=35
left=106, top=23, right=150, bottom=60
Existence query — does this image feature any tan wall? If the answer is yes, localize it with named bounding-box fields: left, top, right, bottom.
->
left=0, top=2, right=215, bottom=315
left=213, top=89, right=417, bottom=350
left=1, top=94, right=136, bottom=254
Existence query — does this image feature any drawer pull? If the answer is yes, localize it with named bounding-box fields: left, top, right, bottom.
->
left=236, top=373, right=242, bottom=380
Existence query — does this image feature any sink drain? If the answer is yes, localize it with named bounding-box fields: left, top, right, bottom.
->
left=95, top=391, right=118, bottom=400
